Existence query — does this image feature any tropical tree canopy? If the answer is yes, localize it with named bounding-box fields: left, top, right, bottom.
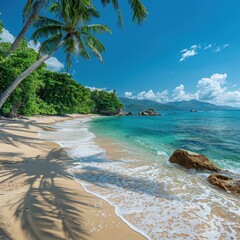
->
left=0, top=20, right=3, bottom=34
left=0, top=41, right=123, bottom=116
left=101, top=0, right=148, bottom=26
left=32, top=0, right=111, bottom=69
left=0, top=1, right=111, bottom=109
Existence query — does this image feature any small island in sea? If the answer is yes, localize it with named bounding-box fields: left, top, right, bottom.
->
left=1, top=0, right=240, bottom=240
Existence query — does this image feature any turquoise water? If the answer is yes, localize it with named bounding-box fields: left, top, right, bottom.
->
left=91, top=111, right=240, bottom=173
left=40, top=113, right=240, bottom=239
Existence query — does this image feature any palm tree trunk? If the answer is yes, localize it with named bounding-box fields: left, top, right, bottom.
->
left=0, top=39, right=66, bottom=109
left=5, top=14, right=38, bottom=57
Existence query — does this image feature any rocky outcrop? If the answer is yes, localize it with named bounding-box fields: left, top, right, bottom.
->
left=138, top=109, right=160, bottom=116
left=208, top=174, right=240, bottom=196
left=169, top=149, right=220, bottom=171
left=99, top=107, right=124, bottom=116
left=117, top=111, right=133, bottom=116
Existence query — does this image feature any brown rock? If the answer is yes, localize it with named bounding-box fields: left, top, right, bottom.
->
left=138, top=109, right=160, bottom=116
left=169, top=149, right=220, bottom=171
left=208, top=174, right=240, bottom=195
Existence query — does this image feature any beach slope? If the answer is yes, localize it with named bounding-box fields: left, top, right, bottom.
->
left=0, top=115, right=145, bottom=240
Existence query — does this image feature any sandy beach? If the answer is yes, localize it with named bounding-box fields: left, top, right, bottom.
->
left=0, top=115, right=145, bottom=240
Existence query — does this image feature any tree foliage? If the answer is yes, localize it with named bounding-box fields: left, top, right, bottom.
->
left=0, top=20, right=3, bottom=35
left=0, top=41, right=45, bottom=116
left=91, top=90, right=123, bottom=112
left=0, top=41, right=122, bottom=116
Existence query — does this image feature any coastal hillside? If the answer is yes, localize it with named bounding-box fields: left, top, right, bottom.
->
left=120, top=97, right=239, bottom=113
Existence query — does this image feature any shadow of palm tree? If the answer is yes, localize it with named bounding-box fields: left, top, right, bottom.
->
left=0, top=118, right=95, bottom=240
left=0, top=150, right=92, bottom=240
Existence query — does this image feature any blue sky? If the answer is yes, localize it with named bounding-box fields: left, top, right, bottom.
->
left=1, top=0, right=240, bottom=106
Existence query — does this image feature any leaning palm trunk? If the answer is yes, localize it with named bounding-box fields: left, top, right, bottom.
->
left=5, top=0, right=44, bottom=57
left=5, top=14, right=38, bottom=57
left=0, top=39, right=66, bottom=109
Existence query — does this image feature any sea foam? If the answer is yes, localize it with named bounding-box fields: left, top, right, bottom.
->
left=39, top=118, right=240, bottom=240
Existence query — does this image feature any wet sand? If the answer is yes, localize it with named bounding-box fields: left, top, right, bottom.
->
left=0, top=115, right=146, bottom=240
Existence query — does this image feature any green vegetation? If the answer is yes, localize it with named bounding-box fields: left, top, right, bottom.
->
left=0, top=41, right=122, bottom=117
left=0, top=20, right=3, bottom=34
left=0, top=1, right=110, bottom=109
left=0, top=0, right=147, bottom=114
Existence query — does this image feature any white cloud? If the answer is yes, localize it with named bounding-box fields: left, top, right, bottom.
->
left=179, top=43, right=229, bottom=62
left=196, top=73, right=240, bottom=106
left=125, top=89, right=169, bottom=103
left=179, top=45, right=199, bottom=62
left=214, top=44, right=229, bottom=53
left=28, top=40, right=40, bottom=52
left=0, top=28, right=15, bottom=43
left=125, top=73, right=240, bottom=107
left=204, top=44, right=212, bottom=50
left=172, top=84, right=196, bottom=101
left=196, top=73, right=227, bottom=100
left=45, top=57, right=64, bottom=72
left=86, top=86, right=113, bottom=93
left=28, top=40, right=64, bottom=72
left=0, top=29, right=64, bottom=72
left=125, top=92, right=133, bottom=98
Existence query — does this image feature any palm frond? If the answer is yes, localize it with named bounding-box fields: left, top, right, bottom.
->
left=63, top=37, right=78, bottom=70
left=85, top=35, right=106, bottom=62
left=32, top=24, right=63, bottom=41
left=33, top=16, right=62, bottom=28
left=81, top=24, right=111, bottom=35
left=22, top=0, right=48, bottom=23
left=75, top=35, right=90, bottom=61
left=39, top=33, right=63, bottom=55
left=129, top=0, right=148, bottom=24
left=101, top=0, right=148, bottom=25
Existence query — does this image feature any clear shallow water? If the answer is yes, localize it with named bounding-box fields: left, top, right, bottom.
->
left=39, top=112, right=240, bottom=240
left=91, top=111, right=240, bottom=173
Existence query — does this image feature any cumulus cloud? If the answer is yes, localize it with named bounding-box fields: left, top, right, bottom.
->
left=86, top=86, right=113, bottom=93
left=86, top=86, right=106, bottom=91
left=179, top=45, right=199, bottom=62
left=125, top=89, right=169, bottom=103
left=172, top=84, right=196, bottom=101
left=124, top=73, right=240, bottom=107
left=196, top=73, right=240, bottom=106
left=0, top=28, right=15, bottom=43
left=124, top=92, right=133, bottom=98
left=45, top=57, right=64, bottom=72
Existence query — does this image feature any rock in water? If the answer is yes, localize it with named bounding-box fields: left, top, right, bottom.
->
left=208, top=174, right=240, bottom=196
left=169, top=149, right=220, bottom=171
left=138, top=109, right=160, bottom=116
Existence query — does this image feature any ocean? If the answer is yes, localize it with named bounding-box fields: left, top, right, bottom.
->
left=39, top=111, right=240, bottom=240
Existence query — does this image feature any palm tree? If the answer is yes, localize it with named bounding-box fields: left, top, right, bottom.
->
left=0, top=1, right=111, bottom=109
left=0, top=20, right=3, bottom=34
left=5, top=0, right=49, bottom=57
left=101, top=0, right=148, bottom=26
left=5, top=0, right=147, bottom=57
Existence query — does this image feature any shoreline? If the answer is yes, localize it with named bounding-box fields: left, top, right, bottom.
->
left=0, top=114, right=146, bottom=240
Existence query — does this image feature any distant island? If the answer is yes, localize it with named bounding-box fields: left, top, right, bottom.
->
left=120, top=98, right=240, bottom=113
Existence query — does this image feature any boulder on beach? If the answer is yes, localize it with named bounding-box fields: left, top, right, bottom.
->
left=169, top=149, right=220, bottom=171
left=138, top=109, right=160, bottom=116
left=208, top=174, right=240, bottom=196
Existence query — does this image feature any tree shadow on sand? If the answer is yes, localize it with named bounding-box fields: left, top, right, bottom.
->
left=0, top=150, right=93, bottom=240
left=0, top=118, right=178, bottom=240
left=0, top=119, right=95, bottom=240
